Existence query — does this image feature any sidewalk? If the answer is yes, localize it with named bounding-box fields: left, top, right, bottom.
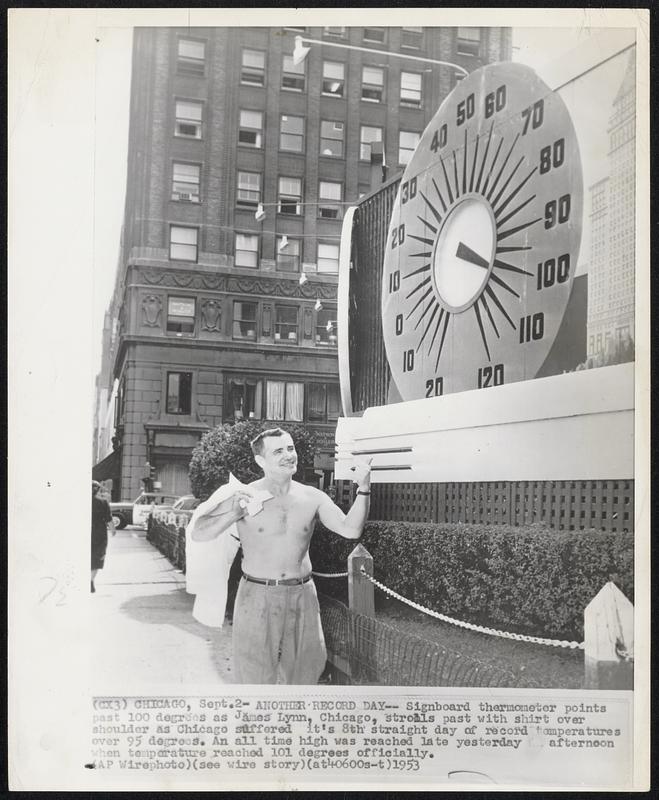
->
left=91, top=528, right=234, bottom=690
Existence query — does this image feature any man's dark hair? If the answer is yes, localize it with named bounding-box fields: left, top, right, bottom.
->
left=250, top=427, right=288, bottom=456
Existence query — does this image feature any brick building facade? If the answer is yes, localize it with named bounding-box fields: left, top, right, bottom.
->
left=93, top=25, right=512, bottom=499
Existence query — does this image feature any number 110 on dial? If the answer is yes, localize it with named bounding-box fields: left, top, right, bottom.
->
left=381, top=61, right=583, bottom=401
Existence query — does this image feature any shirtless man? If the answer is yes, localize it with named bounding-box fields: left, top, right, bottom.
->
left=189, top=427, right=372, bottom=684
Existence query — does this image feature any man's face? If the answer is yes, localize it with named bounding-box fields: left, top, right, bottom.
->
left=256, top=433, right=298, bottom=477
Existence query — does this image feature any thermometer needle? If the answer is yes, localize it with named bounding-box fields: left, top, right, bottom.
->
left=456, top=241, right=490, bottom=269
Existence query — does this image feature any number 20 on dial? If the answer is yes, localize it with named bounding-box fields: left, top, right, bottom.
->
left=381, top=62, right=583, bottom=400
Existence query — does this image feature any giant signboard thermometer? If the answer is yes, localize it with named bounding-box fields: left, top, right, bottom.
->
left=382, top=62, right=583, bottom=400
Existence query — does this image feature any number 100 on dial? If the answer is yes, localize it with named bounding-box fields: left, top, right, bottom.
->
left=381, top=62, right=583, bottom=401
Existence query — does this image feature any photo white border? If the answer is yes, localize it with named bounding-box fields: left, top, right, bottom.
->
left=8, top=7, right=650, bottom=791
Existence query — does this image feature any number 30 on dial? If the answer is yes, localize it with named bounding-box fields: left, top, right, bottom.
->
left=382, top=62, right=583, bottom=400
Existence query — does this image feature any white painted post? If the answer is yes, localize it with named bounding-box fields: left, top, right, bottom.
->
left=347, top=543, right=376, bottom=683
left=584, top=582, right=634, bottom=690
left=348, top=543, right=375, bottom=618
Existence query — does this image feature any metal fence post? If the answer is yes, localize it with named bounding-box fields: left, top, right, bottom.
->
left=348, top=543, right=374, bottom=617
left=584, top=581, right=634, bottom=689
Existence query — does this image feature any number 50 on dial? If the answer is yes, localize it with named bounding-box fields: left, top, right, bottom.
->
left=381, top=62, right=583, bottom=400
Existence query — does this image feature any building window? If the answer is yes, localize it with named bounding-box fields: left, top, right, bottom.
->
left=169, top=225, right=198, bottom=262
left=238, top=110, right=263, bottom=148
left=363, top=27, right=386, bottom=43
left=360, top=125, right=383, bottom=160
left=276, top=237, right=301, bottom=272
left=280, top=114, right=304, bottom=152
left=172, top=163, right=200, bottom=202
left=115, top=376, right=126, bottom=427
left=282, top=54, right=305, bottom=92
left=362, top=66, right=384, bottom=102
left=177, top=39, right=205, bottom=77
left=278, top=177, right=302, bottom=215
left=318, top=181, right=342, bottom=219
left=317, top=242, right=340, bottom=274
left=324, top=26, right=346, bottom=36
left=320, top=120, right=344, bottom=157
left=166, top=372, right=192, bottom=415
left=175, top=100, right=203, bottom=139
left=274, top=305, right=299, bottom=343
left=457, top=27, right=481, bottom=57
left=399, top=130, right=420, bottom=165
left=167, top=296, right=196, bottom=335
left=241, top=49, right=266, bottom=86
left=401, top=26, right=423, bottom=49
left=316, top=308, right=338, bottom=345
left=227, top=377, right=262, bottom=420
left=232, top=301, right=258, bottom=340
left=236, top=171, right=261, bottom=208
left=322, top=61, right=345, bottom=97
left=234, top=233, right=259, bottom=268
left=266, top=380, right=304, bottom=421
left=400, top=71, right=422, bottom=108
left=307, top=382, right=341, bottom=421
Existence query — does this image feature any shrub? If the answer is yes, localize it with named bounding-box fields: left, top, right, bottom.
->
left=189, top=421, right=317, bottom=500
left=309, top=521, right=634, bottom=641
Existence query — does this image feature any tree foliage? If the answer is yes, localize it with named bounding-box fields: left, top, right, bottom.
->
left=189, top=421, right=318, bottom=500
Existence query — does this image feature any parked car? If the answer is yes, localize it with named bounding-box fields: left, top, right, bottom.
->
left=110, top=492, right=179, bottom=529
left=172, top=495, right=201, bottom=511
left=147, top=494, right=200, bottom=531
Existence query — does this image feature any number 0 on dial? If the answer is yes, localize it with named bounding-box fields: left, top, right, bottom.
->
left=382, top=62, right=583, bottom=400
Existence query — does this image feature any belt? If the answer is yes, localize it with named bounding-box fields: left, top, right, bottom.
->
left=242, top=572, right=312, bottom=586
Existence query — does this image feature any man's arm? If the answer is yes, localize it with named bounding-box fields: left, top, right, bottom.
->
left=317, top=461, right=371, bottom=540
left=189, top=488, right=253, bottom=541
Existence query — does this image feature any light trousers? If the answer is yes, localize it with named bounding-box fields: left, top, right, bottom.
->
left=232, top=577, right=327, bottom=684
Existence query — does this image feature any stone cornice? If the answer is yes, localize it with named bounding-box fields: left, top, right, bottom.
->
left=134, top=267, right=338, bottom=300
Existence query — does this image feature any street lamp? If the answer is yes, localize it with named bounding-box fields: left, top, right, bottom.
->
left=293, top=34, right=469, bottom=75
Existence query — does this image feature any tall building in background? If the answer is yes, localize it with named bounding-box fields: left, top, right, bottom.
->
left=93, top=25, right=512, bottom=499
left=587, top=49, right=635, bottom=357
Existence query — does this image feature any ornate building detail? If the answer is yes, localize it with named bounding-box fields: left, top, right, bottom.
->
left=138, top=269, right=337, bottom=300
left=200, top=299, right=222, bottom=332
left=141, top=294, right=162, bottom=327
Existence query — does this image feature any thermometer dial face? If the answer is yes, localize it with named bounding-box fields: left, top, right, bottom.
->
left=382, top=62, right=583, bottom=400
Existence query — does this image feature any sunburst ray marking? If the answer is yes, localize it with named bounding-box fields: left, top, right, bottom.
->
left=496, top=194, right=536, bottom=230
left=405, top=275, right=431, bottom=300
left=473, top=301, right=491, bottom=361
left=434, top=313, right=451, bottom=372
left=479, top=292, right=500, bottom=338
left=485, top=285, right=516, bottom=330
left=405, top=286, right=434, bottom=319
left=469, top=131, right=480, bottom=193
left=497, top=217, right=541, bottom=242
left=486, top=133, right=520, bottom=203
left=494, top=166, right=538, bottom=219
left=475, top=124, right=495, bottom=194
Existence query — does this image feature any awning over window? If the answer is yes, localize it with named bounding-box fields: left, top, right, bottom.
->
left=92, top=450, right=119, bottom=481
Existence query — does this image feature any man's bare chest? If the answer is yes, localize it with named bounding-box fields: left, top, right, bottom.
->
left=240, top=494, right=316, bottom=538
